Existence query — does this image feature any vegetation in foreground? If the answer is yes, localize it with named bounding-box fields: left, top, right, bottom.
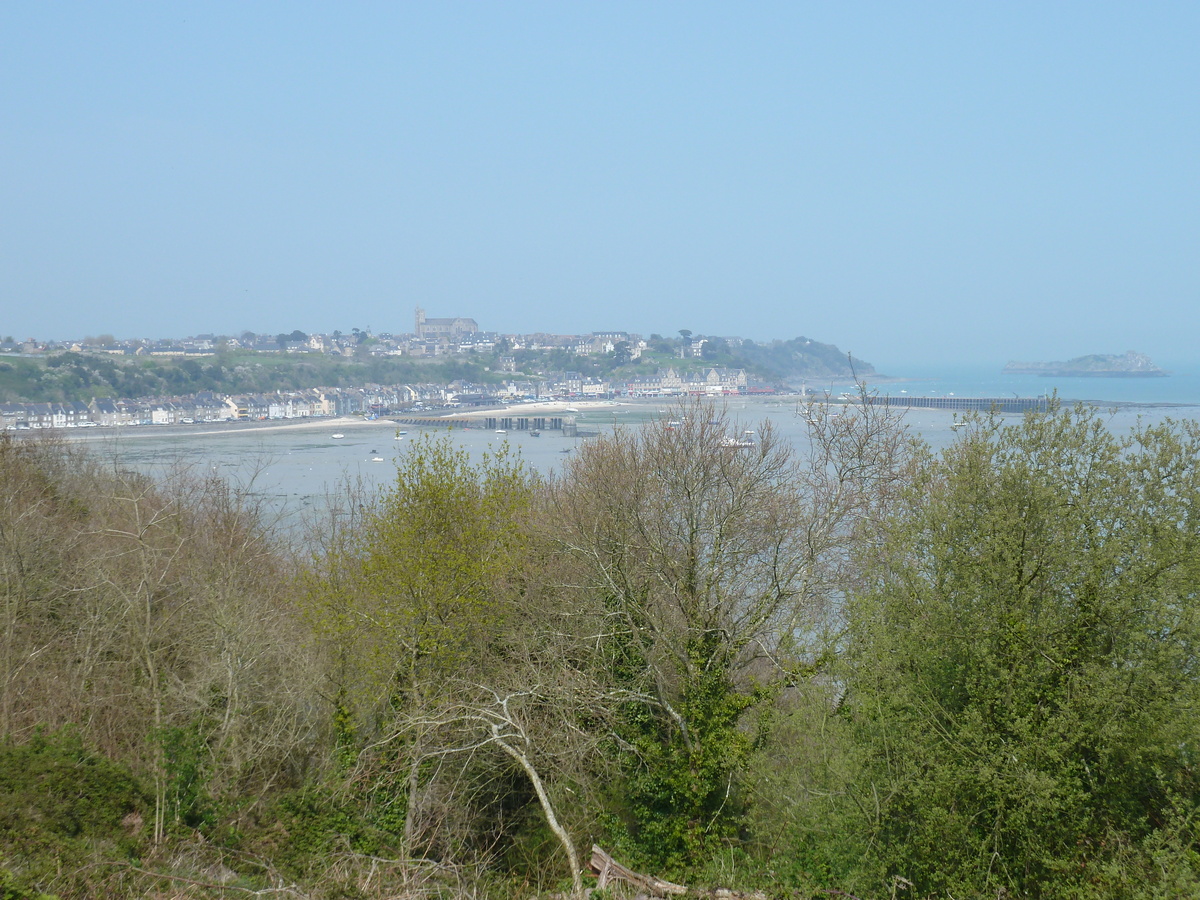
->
left=2, top=397, right=1198, bottom=899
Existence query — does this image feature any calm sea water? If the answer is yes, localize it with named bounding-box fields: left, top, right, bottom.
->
left=863, top=360, right=1200, bottom=407
left=71, top=363, right=1200, bottom=531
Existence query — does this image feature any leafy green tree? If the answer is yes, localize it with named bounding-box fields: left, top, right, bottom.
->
left=347, top=436, right=535, bottom=704
left=306, top=437, right=555, bottom=862
left=700, top=336, right=726, bottom=360
left=843, top=404, right=1200, bottom=898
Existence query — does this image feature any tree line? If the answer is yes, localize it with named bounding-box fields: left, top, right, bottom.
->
left=2, top=397, right=1199, bottom=899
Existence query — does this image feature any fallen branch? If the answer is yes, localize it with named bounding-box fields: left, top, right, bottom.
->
left=588, top=845, right=687, bottom=896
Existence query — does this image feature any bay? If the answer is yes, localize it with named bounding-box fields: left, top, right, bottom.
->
left=61, top=366, right=1200, bottom=532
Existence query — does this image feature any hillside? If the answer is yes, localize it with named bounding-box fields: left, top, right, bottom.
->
left=0, top=335, right=875, bottom=403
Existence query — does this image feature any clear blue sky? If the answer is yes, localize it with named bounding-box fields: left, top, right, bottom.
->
left=2, top=3, right=1197, bottom=369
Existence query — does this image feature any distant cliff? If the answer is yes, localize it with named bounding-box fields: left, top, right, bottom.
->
left=1003, top=351, right=1167, bottom=377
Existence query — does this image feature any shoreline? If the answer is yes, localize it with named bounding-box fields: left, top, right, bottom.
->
left=12, top=397, right=791, bottom=442
left=13, top=390, right=1197, bottom=444
left=27, top=416, right=401, bottom=442
left=448, top=398, right=659, bottom=419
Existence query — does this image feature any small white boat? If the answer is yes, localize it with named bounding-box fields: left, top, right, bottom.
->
left=720, top=435, right=756, bottom=449
left=496, top=429, right=507, bottom=435
left=331, top=433, right=345, bottom=439
left=371, top=456, right=385, bottom=462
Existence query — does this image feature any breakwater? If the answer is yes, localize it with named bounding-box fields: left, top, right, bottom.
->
left=865, top=396, right=1051, bottom=413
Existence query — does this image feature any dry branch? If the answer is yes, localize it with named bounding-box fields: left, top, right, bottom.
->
left=588, top=845, right=687, bottom=896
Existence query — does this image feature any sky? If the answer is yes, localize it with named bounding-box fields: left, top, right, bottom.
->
left=2, top=3, right=1197, bottom=370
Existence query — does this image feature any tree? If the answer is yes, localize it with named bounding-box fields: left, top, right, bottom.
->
left=843, top=404, right=1200, bottom=897
left=548, top=396, right=909, bottom=868
left=0, top=434, right=82, bottom=740
left=701, top=337, right=726, bottom=360
left=305, top=437, right=583, bottom=870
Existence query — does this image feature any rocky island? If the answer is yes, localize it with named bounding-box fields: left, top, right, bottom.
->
left=1003, top=350, right=1167, bottom=377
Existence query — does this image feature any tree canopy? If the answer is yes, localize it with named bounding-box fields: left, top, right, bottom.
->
left=4, top=402, right=1200, bottom=899
left=843, top=404, right=1200, bottom=897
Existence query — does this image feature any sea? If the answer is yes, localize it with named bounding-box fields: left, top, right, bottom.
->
left=60, top=361, right=1200, bottom=533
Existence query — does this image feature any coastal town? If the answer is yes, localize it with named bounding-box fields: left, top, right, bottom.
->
left=0, top=309, right=789, bottom=430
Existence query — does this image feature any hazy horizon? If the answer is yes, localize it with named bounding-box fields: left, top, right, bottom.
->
left=3, top=4, right=1196, bottom=369
left=4, top=327, right=1191, bottom=382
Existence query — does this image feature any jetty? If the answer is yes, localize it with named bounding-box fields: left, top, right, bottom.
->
left=864, top=396, right=1051, bottom=414
left=391, top=415, right=569, bottom=432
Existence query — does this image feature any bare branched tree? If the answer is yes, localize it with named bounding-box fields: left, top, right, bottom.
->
left=0, top=436, right=320, bottom=842
left=544, top=395, right=911, bottom=861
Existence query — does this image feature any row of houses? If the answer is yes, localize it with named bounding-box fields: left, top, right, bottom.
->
left=1, top=390, right=334, bottom=430
left=500, top=366, right=751, bottom=398
left=624, top=366, right=749, bottom=395
left=1, top=367, right=756, bottom=431
left=0, top=382, right=479, bottom=430
left=1, top=401, right=95, bottom=429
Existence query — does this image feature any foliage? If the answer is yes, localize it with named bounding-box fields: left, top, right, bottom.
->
left=243, top=783, right=407, bottom=882
left=616, top=636, right=757, bottom=871
left=0, top=349, right=506, bottom=403
left=154, top=721, right=215, bottom=832
left=842, top=403, right=1200, bottom=898
left=550, top=396, right=909, bottom=871
left=0, top=432, right=319, bottom=848
left=11, top=399, right=1200, bottom=897
left=310, top=435, right=538, bottom=728
left=741, top=687, right=867, bottom=892
left=732, top=336, right=877, bottom=382
left=305, top=436, right=560, bottom=871
left=0, top=727, right=146, bottom=893
left=0, top=869, right=57, bottom=900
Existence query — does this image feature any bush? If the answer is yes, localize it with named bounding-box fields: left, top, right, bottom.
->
left=0, top=728, right=147, bottom=890
left=843, top=405, right=1200, bottom=898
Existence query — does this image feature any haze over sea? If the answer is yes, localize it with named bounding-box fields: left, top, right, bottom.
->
left=865, top=359, right=1200, bottom=407
left=71, top=360, right=1200, bottom=531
